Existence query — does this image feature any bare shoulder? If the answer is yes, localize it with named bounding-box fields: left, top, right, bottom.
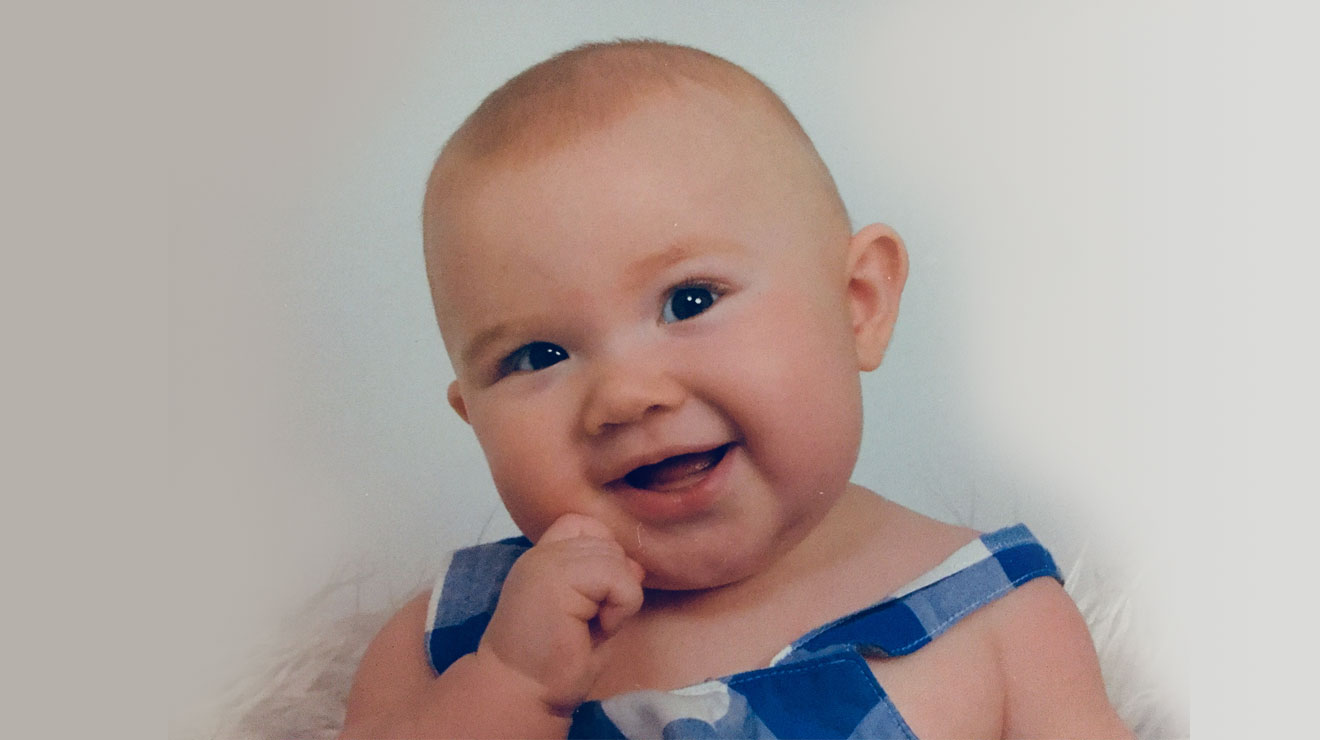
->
left=851, top=496, right=1130, bottom=737
left=988, top=578, right=1133, bottom=739
left=341, top=590, right=436, bottom=732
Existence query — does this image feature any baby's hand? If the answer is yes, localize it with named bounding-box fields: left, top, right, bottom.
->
left=475, top=513, right=645, bottom=715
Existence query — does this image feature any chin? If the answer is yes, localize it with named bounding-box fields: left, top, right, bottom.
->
left=642, top=568, right=748, bottom=592
left=634, top=535, right=777, bottom=592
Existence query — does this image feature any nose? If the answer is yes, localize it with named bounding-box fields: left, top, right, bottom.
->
left=581, top=356, right=686, bottom=436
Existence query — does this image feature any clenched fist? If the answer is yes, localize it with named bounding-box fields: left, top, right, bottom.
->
left=475, top=514, right=646, bottom=714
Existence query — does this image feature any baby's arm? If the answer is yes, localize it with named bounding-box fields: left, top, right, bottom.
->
left=339, top=514, right=645, bottom=739
left=993, top=578, right=1134, bottom=739
left=339, top=592, right=564, bottom=738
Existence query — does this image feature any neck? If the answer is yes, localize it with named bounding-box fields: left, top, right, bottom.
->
left=642, top=484, right=890, bottom=614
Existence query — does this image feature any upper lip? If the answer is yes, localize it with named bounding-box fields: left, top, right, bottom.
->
left=598, top=441, right=735, bottom=487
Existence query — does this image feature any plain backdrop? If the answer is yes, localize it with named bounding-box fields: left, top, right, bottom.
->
left=159, top=2, right=1317, bottom=738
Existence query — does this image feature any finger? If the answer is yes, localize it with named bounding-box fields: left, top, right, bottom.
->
left=538, top=512, right=616, bottom=545
left=596, top=566, right=645, bottom=637
left=624, top=556, right=646, bottom=584
left=555, top=546, right=644, bottom=629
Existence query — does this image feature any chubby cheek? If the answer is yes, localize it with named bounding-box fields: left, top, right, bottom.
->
left=466, top=400, right=580, bottom=542
left=718, top=299, right=863, bottom=488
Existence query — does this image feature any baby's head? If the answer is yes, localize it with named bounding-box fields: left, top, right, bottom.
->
left=424, top=41, right=907, bottom=590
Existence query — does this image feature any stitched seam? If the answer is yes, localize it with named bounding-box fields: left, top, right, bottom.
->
left=849, top=648, right=921, bottom=740
left=722, top=651, right=925, bottom=738
left=799, top=540, right=1041, bottom=652
left=886, top=566, right=1056, bottom=655
left=726, top=653, right=882, bottom=705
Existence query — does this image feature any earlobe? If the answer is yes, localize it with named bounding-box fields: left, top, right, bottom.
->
left=846, top=223, right=909, bottom=371
left=447, top=380, right=471, bottom=424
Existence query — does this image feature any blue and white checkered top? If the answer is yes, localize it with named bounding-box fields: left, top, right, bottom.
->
left=425, top=524, right=1059, bottom=739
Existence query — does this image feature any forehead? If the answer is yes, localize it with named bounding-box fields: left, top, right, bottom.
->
left=425, top=87, right=845, bottom=352
left=440, top=90, right=806, bottom=256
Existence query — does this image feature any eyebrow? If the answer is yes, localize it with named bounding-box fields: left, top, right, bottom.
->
left=461, top=319, right=529, bottom=370
left=622, top=238, right=746, bottom=290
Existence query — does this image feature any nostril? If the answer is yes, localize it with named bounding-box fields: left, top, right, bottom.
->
left=582, top=373, right=685, bottom=434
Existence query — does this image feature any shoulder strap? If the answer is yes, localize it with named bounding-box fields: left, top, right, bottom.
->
left=786, top=524, right=1060, bottom=660
left=424, top=536, right=532, bottom=674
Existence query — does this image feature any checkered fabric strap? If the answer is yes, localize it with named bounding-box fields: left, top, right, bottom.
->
left=789, top=524, right=1060, bottom=659
left=425, top=536, right=532, bottom=675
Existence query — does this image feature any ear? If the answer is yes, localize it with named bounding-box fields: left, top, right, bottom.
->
left=447, top=380, right=471, bottom=424
left=845, top=223, right=909, bottom=371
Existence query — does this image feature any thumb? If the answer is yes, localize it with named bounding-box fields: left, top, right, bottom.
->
left=538, top=513, right=616, bottom=545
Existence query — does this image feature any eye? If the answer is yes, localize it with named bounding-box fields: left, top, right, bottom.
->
left=502, top=342, right=568, bottom=374
left=662, top=283, right=721, bottom=323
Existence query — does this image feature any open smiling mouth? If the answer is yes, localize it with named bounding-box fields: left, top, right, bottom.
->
left=622, top=443, right=734, bottom=492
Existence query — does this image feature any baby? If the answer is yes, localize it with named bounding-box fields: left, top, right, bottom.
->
left=341, top=40, right=1130, bottom=739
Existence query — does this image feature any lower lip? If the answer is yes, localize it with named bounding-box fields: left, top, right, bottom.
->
left=613, top=444, right=737, bottom=524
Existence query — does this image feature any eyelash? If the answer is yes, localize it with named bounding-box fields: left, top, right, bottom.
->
left=499, top=341, right=567, bottom=376
left=661, top=280, right=725, bottom=324
left=495, top=279, right=727, bottom=378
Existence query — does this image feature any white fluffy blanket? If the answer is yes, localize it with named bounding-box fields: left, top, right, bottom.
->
left=198, top=556, right=1187, bottom=739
